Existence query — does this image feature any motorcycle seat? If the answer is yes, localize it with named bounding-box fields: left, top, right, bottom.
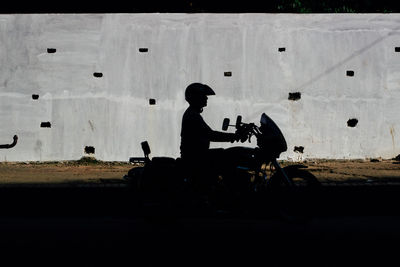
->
left=151, top=157, right=176, bottom=165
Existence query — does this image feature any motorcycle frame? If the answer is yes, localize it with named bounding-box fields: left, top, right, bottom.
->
left=234, top=119, right=294, bottom=187
left=272, top=159, right=294, bottom=187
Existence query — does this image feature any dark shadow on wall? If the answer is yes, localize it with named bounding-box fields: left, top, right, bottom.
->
left=2, top=0, right=400, bottom=13
left=298, top=16, right=400, bottom=90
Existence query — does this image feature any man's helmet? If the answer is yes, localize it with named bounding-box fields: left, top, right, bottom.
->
left=185, top=83, right=215, bottom=105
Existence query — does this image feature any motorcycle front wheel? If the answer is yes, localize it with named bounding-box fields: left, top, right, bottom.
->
left=268, top=167, right=321, bottom=223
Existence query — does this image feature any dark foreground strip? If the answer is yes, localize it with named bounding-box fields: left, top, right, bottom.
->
left=0, top=181, right=400, bottom=188
left=0, top=183, right=129, bottom=188
left=0, top=181, right=399, bottom=218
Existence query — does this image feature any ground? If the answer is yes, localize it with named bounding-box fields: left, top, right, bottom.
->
left=0, top=158, right=134, bottom=184
left=0, top=157, right=399, bottom=184
left=0, top=157, right=399, bottom=266
left=302, top=158, right=400, bottom=183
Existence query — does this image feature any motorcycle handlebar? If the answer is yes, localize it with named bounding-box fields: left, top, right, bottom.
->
left=235, top=122, right=260, bottom=143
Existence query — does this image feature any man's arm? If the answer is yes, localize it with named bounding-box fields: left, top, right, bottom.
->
left=209, top=130, right=238, bottom=143
left=195, top=113, right=240, bottom=143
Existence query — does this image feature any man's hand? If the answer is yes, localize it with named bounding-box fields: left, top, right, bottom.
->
left=232, top=128, right=248, bottom=143
left=230, top=133, right=239, bottom=143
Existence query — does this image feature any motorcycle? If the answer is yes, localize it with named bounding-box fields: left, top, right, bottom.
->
left=124, top=113, right=321, bottom=221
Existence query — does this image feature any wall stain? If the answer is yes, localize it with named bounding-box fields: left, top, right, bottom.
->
left=390, top=126, right=395, bottom=150
left=88, top=120, right=95, bottom=132
left=34, top=140, right=42, bottom=161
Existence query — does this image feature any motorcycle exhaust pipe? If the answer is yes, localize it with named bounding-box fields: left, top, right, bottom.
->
left=0, top=135, right=18, bottom=149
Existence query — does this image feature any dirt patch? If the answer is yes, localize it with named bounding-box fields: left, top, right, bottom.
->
left=0, top=159, right=137, bottom=184
left=286, top=159, right=400, bottom=183
left=0, top=158, right=399, bottom=185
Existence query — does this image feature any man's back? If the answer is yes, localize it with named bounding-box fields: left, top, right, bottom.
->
left=180, top=82, right=238, bottom=161
left=180, top=106, right=212, bottom=160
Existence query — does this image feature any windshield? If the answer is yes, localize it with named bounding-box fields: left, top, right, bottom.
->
left=260, top=113, right=287, bottom=153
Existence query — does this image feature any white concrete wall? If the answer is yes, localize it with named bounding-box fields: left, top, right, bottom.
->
left=0, top=14, right=399, bottom=161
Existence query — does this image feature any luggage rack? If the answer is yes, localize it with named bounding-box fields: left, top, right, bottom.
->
left=129, top=141, right=151, bottom=164
left=129, top=157, right=146, bottom=164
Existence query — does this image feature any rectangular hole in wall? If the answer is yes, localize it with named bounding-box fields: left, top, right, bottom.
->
left=84, top=146, right=95, bottom=154
left=47, top=48, right=56, bottom=53
left=93, top=72, right=103, bottom=78
left=40, top=122, right=51, bottom=128
left=288, top=92, right=301, bottom=101
left=224, top=72, right=232, bottom=77
left=32, top=94, right=39, bottom=100
left=294, top=146, right=304, bottom=153
left=346, top=70, right=354, bottom=77
left=347, top=118, right=358, bottom=127
left=139, top=48, right=149, bottom=53
left=395, top=47, right=400, bottom=52
left=278, top=47, right=286, bottom=52
left=149, top=99, right=156, bottom=105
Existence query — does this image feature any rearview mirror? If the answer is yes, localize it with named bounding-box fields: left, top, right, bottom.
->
left=222, top=118, right=230, bottom=131
left=235, top=115, right=242, bottom=128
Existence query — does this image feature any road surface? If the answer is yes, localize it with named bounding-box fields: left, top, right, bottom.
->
left=0, top=185, right=398, bottom=266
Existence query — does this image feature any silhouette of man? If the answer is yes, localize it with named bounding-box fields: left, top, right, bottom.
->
left=180, top=83, right=239, bottom=193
